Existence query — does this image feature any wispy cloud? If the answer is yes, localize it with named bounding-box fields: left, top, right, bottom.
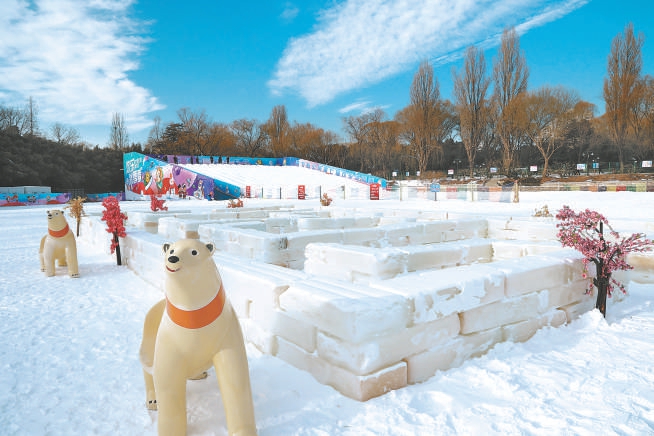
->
left=281, top=2, right=300, bottom=22
left=269, top=0, right=590, bottom=107
left=338, top=99, right=389, bottom=115
left=0, top=0, right=163, bottom=132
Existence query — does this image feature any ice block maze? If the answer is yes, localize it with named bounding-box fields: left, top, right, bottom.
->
left=81, top=204, right=609, bottom=401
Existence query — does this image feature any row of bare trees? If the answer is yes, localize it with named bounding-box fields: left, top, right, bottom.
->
left=146, top=106, right=344, bottom=166
left=452, top=24, right=653, bottom=177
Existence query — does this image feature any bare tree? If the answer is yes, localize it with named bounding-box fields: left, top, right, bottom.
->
left=177, top=107, right=211, bottom=155
left=146, top=115, right=163, bottom=153
left=294, top=125, right=340, bottom=165
left=521, top=86, right=581, bottom=177
left=493, top=27, right=529, bottom=173
left=453, top=46, right=491, bottom=177
left=603, top=23, right=644, bottom=172
left=0, top=105, right=28, bottom=135
left=50, top=123, right=81, bottom=146
left=348, top=109, right=389, bottom=173
left=637, top=75, right=654, bottom=155
left=397, top=60, right=453, bottom=175
left=373, top=119, right=401, bottom=177
left=205, top=122, right=237, bottom=156
left=343, top=112, right=370, bottom=171
left=630, top=74, right=654, bottom=159
left=109, top=112, right=129, bottom=149
left=230, top=119, right=268, bottom=156
left=264, top=105, right=290, bottom=157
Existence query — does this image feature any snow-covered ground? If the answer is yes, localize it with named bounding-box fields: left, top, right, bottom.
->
left=2, top=191, right=654, bottom=436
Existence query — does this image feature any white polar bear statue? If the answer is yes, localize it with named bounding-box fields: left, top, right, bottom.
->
left=140, top=239, right=257, bottom=436
left=39, top=209, right=79, bottom=278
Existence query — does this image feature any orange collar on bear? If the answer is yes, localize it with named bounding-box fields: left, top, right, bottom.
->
left=48, top=224, right=70, bottom=238
left=165, top=284, right=226, bottom=329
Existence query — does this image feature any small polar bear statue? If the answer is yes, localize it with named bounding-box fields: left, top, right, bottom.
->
left=39, top=209, right=79, bottom=278
left=140, top=239, right=257, bottom=436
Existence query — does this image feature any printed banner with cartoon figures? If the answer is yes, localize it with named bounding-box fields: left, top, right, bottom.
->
left=0, top=192, right=71, bottom=207
left=123, top=153, right=241, bottom=200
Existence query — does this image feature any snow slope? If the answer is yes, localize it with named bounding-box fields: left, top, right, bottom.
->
left=1, top=192, right=654, bottom=435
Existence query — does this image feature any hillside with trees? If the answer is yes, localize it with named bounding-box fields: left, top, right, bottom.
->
left=0, top=131, right=136, bottom=194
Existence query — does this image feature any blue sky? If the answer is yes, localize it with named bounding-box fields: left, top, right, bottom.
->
left=1, top=0, right=654, bottom=147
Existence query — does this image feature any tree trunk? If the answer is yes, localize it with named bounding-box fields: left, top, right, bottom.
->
left=114, top=232, right=122, bottom=266
left=594, top=222, right=608, bottom=317
left=594, top=274, right=610, bottom=317
left=76, top=219, right=81, bottom=237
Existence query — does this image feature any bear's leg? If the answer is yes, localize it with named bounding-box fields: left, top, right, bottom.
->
left=57, top=255, right=67, bottom=267
left=139, top=300, right=165, bottom=410
left=153, top=358, right=188, bottom=436
left=39, top=236, right=46, bottom=272
left=143, top=369, right=157, bottom=411
left=213, top=321, right=257, bottom=436
left=43, top=247, right=56, bottom=277
left=65, top=243, right=79, bottom=278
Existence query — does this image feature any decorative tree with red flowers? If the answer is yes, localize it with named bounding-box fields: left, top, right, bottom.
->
left=101, top=196, right=128, bottom=265
left=556, top=205, right=652, bottom=317
left=149, top=194, right=168, bottom=212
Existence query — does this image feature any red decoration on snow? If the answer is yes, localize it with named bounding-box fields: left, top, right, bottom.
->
left=556, top=205, right=652, bottom=317
left=101, top=196, right=128, bottom=265
left=150, top=195, right=168, bottom=212
left=227, top=198, right=243, bottom=208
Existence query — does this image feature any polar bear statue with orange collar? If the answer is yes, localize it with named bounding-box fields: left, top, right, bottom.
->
left=39, top=209, right=79, bottom=278
left=140, top=239, right=257, bottom=436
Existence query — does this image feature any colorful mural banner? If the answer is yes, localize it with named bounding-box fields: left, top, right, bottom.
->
left=0, top=192, right=71, bottom=207
left=123, top=153, right=241, bottom=200
left=134, top=154, right=388, bottom=191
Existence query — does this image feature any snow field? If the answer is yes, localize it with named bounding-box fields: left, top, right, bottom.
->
left=181, top=163, right=374, bottom=200
left=4, top=192, right=654, bottom=435
left=74, top=199, right=635, bottom=401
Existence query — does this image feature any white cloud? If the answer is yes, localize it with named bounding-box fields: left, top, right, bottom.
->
left=0, top=0, right=163, bottom=133
left=268, top=0, right=590, bottom=107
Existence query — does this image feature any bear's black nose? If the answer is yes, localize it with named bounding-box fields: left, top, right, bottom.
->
left=168, top=255, right=180, bottom=263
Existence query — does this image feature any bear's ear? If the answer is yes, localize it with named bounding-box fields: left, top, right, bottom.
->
left=205, top=243, right=215, bottom=254
left=163, top=243, right=172, bottom=254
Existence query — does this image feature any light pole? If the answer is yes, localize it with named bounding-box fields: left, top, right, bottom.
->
left=582, top=151, right=593, bottom=176
left=592, top=156, right=600, bottom=174
left=453, top=159, right=461, bottom=179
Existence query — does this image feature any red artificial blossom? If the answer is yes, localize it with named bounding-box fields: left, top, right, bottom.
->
left=150, top=195, right=168, bottom=212
left=556, top=205, right=652, bottom=317
left=101, top=196, right=128, bottom=265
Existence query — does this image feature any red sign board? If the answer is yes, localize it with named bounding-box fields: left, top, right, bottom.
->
left=370, top=183, right=380, bottom=200
left=245, top=185, right=251, bottom=198
left=298, top=185, right=306, bottom=200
